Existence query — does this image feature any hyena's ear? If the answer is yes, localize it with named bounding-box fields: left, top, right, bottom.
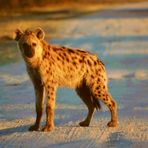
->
left=14, top=29, right=23, bottom=41
left=34, top=28, right=45, bottom=40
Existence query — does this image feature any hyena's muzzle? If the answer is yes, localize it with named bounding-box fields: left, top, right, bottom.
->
left=22, top=43, right=35, bottom=58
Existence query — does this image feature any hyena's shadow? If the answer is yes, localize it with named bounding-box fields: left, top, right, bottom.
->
left=0, top=125, right=30, bottom=136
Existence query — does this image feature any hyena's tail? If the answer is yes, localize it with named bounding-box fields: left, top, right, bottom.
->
left=93, top=97, right=102, bottom=110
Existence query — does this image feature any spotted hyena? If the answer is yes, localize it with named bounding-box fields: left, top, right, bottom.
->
left=14, top=28, right=118, bottom=132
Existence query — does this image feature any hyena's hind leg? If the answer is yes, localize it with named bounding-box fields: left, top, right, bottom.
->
left=92, top=87, right=118, bottom=127
left=106, top=93, right=118, bottom=127
left=76, top=87, right=94, bottom=127
left=76, top=82, right=101, bottom=127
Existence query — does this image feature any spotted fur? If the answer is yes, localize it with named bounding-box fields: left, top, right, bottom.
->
left=14, top=28, right=118, bottom=132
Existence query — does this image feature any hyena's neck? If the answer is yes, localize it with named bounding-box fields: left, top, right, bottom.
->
left=41, top=40, right=51, bottom=59
left=39, top=41, right=55, bottom=78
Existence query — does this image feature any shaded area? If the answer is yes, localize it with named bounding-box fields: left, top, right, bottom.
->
left=0, top=125, right=29, bottom=136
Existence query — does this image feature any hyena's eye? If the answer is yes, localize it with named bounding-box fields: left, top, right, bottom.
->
left=32, top=42, right=37, bottom=47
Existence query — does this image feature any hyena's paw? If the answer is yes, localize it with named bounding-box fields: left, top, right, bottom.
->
left=79, top=120, right=90, bottom=127
left=107, top=120, right=117, bottom=127
left=29, top=124, right=40, bottom=131
left=41, top=125, right=54, bottom=132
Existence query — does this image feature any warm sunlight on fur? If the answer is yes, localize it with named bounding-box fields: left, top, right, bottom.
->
left=14, top=28, right=118, bottom=132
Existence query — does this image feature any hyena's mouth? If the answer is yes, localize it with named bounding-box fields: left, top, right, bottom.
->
left=24, top=48, right=35, bottom=58
left=22, top=43, right=35, bottom=58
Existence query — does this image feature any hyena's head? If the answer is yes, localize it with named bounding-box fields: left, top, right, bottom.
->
left=14, top=28, right=45, bottom=67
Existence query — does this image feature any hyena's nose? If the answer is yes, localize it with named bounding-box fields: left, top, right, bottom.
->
left=22, top=43, right=35, bottom=58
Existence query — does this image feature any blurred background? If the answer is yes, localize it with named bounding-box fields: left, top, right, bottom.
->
left=0, top=0, right=148, bottom=121
left=0, top=0, right=146, bottom=10
left=0, top=0, right=148, bottom=147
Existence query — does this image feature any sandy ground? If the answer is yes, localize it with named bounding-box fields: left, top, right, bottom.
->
left=0, top=115, right=148, bottom=148
left=0, top=2, right=148, bottom=148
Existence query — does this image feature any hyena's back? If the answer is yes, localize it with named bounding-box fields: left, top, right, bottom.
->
left=42, top=45, right=107, bottom=89
left=42, top=45, right=107, bottom=112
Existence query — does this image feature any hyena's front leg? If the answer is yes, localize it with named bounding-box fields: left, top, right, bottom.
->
left=29, top=80, right=44, bottom=131
left=28, top=70, right=45, bottom=131
left=42, top=85, right=57, bottom=132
